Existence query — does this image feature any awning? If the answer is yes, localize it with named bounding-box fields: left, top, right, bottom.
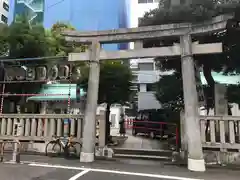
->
left=27, top=84, right=86, bottom=102
left=200, top=72, right=240, bottom=85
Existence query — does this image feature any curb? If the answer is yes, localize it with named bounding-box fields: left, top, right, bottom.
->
left=206, top=164, right=240, bottom=171
left=113, top=154, right=172, bottom=161
left=3, top=151, right=46, bottom=156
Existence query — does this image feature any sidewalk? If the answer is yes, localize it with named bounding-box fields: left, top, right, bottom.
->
left=1, top=154, right=240, bottom=180
left=115, top=130, right=168, bottom=150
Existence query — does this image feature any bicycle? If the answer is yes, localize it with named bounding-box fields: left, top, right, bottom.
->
left=45, top=135, right=82, bottom=157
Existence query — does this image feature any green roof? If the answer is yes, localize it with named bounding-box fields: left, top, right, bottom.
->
left=200, top=72, right=240, bottom=85
left=27, top=84, right=86, bottom=102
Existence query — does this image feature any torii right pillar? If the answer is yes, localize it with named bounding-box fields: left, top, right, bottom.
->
left=170, top=0, right=180, bottom=6
left=180, top=34, right=206, bottom=172
left=170, top=0, right=192, bottom=6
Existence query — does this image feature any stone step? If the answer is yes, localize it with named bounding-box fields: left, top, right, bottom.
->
left=113, top=148, right=173, bottom=157
left=113, top=153, right=173, bottom=161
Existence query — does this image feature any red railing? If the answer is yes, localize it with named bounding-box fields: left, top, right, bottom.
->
left=125, top=118, right=179, bottom=150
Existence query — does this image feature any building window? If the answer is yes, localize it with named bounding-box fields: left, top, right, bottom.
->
left=139, top=84, right=147, bottom=92
left=138, top=63, right=154, bottom=71
left=138, top=0, right=157, bottom=3
left=3, top=2, right=9, bottom=11
left=146, top=83, right=155, bottom=91
left=1, top=15, right=7, bottom=23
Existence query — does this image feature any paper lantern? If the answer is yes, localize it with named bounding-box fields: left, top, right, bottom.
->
left=71, top=66, right=81, bottom=81
left=26, top=67, right=36, bottom=81
left=16, top=67, right=26, bottom=80
left=48, top=65, right=58, bottom=80
left=59, top=65, right=69, bottom=79
left=5, top=67, right=14, bottom=81
left=36, top=66, right=47, bottom=80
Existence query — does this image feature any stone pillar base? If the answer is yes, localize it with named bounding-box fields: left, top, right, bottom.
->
left=80, top=152, right=94, bottom=163
left=188, top=158, right=206, bottom=172
left=180, top=150, right=188, bottom=161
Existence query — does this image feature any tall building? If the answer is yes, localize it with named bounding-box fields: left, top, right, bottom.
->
left=0, top=0, right=9, bottom=24
left=9, top=0, right=130, bottom=50
left=129, top=0, right=161, bottom=111
left=44, top=0, right=130, bottom=50
left=10, top=0, right=44, bottom=25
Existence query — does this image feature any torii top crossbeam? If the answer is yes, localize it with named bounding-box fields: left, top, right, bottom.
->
left=63, top=14, right=233, bottom=43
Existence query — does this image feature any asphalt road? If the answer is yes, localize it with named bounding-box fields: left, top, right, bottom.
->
left=1, top=155, right=240, bottom=180
left=0, top=162, right=201, bottom=180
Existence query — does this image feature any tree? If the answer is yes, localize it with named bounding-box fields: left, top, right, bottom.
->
left=0, top=24, right=9, bottom=57
left=0, top=16, right=50, bottom=112
left=47, top=22, right=75, bottom=56
left=79, top=60, right=133, bottom=143
left=8, top=16, right=49, bottom=59
left=7, top=19, right=82, bottom=58
left=155, top=73, right=183, bottom=111
left=98, top=61, right=133, bottom=105
left=1, top=19, right=82, bottom=112
left=141, top=0, right=240, bottom=113
left=99, top=61, right=133, bottom=142
left=46, top=22, right=87, bottom=56
left=0, top=16, right=88, bottom=112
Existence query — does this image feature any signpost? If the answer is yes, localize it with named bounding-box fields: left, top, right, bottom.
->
left=12, top=121, right=21, bottom=163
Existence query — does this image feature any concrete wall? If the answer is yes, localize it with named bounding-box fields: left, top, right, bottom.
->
left=138, top=92, right=161, bottom=110
left=138, top=70, right=160, bottom=83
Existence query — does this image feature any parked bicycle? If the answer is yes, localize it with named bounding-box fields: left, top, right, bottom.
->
left=45, top=135, right=82, bottom=157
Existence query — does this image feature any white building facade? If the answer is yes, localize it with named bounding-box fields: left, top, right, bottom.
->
left=0, top=0, right=8, bottom=24
left=129, top=0, right=162, bottom=111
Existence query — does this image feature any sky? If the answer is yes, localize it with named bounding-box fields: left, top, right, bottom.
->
left=8, top=0, right=131, bottom=30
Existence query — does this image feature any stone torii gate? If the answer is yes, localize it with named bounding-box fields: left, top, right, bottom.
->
left=63, top=14, right=233, bottom=172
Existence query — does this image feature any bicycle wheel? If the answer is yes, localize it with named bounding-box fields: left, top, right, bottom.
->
left=67, top=142, right=82, bottom=157
left=45, top=141, right=62, bottom=157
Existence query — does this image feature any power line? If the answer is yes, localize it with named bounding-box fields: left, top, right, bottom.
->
left=0, top=79, right=71, bottom=84
left=0, top=93, right=68, bottom=97
left=45, top=0, right=66, bottom=11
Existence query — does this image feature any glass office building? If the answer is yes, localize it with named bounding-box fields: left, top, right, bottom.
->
left=44, top=0, right=130, bottom=50
left=9, top=0, right=130, bottom=50
left=10, top=0, right=44, bottom=25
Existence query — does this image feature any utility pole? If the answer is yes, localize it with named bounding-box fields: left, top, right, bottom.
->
left=80, top=40, right=101, bottom=162
left=180, top=34, right=205, bottom=172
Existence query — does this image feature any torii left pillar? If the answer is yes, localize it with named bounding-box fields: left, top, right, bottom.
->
left=180, top=34, right=205, bottom=172
left=80, top=40, right=101, bottom=162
